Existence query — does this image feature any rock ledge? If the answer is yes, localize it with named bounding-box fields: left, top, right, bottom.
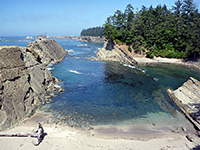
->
left=168, top=77, right=200, bottom=130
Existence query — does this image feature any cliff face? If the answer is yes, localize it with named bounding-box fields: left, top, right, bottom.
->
left=0, top=36, right=67, bottom=131
left=95, top=40, right=137, bottom=65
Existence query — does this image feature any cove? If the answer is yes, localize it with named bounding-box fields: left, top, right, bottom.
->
left=40, top=39, right=200, bottom=128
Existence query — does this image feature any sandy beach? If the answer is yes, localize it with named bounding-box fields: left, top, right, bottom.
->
left=133, top=57, right=200, bottom=70
left=0, top=111, right=199, bottom=150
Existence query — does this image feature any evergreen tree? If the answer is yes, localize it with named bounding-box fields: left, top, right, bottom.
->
left=103, top=1, right=200, bottom=59
left=80, top=27, right=104, bottom=37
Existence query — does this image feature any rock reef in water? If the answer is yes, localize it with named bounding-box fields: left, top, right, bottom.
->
left=94, top=40, right=137, bottom=65
left=47, top=36, right=105, bottom=43
left=168, top=77, right=200, bottom=130
left=0, top=36, right=67, bottom=131
left=77, top=36, right=105, bottom=43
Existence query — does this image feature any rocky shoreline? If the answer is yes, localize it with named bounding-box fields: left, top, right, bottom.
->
left=0, top=36, right=67, bottom=131
left=93, top=40, right=200, bottom=71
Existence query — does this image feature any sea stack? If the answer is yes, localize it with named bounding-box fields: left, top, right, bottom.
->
left=0, top=36, right=67, bottom=131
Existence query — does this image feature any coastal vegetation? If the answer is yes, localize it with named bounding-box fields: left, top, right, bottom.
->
left=80, top=27, right=104, bottom=37
left=103, top=0, right=200, bottom=60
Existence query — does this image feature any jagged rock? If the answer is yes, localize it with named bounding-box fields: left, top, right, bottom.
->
left=27, top=37, right=67, bottom=66
left=49, top=93, right=56, bottom=98
left=168, top=77, right=200, bottom=130
left=58, top=88, right=64, bottom=93
left=95, top=40, right=137, bottom=65
left=0, top=36, right=67, bottom=131
left=20, top=47, right=39, bottom=68
left=36, top=35, right=48, bottom=41
left=52, top=86, right=57, bottom=91
left=0, top=46, right=25, bottom=70
left=173, top=77, right=200, bottom=117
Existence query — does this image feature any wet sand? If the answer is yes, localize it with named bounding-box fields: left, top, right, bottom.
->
left=0, top=111, right=199, bottom=150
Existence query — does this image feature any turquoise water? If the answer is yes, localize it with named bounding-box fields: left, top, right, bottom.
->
left=41, top=39, right=200, bottom=127
left=1, top=37, right=200, bottom=128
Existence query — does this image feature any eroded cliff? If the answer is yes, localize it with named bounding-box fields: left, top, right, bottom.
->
left=0, top=36, right=67, bottom=131
left=95, top=40, right=137, bottom=65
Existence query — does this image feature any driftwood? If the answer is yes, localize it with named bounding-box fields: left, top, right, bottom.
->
left=0, top=123, right=45, bottom=146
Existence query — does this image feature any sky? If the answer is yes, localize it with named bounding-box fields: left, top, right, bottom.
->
left=0, top=0, right=199, bottom=36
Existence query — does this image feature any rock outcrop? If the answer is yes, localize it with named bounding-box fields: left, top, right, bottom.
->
left=27, top=35, right=67, bottom=66
left=168, top=77, right=200, bottom=130
left=95, top=40, right=137, bottom=65
left=0, top=36, right=67, bottom=131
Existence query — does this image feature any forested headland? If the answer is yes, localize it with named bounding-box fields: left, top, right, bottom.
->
left=80, top=27, right=104, bottom=37
left=103, top=0, right=200, bottom=60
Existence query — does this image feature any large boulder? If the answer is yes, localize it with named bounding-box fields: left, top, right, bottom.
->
left=0, top=37, right=67, bottom=131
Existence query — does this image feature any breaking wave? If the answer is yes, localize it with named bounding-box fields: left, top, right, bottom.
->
left=69, top=70, right=82, bottom=74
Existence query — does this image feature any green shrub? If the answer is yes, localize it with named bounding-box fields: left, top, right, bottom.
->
left=128, top=46, right=132, bottom=52
left=141, top=48, right=145, bottom=52
left=176, top=51, right=187, bottom=59
left=153, top=49, right=160, bottom=57
left=115, top=39, right=121, bottom=44
left=146, top=51, right=154, bottom=58
left=164, top=43, right=174, bottom=51
left=166, top=50, right=177, bottom=58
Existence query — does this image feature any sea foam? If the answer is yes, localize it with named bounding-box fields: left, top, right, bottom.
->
left=47, top=64, right=54, bottom=71
left=123, top=64, right=136, bottom=69
left=77, top=44, right=88, bottom=47
left=67, top=49, right=75, bottom=53
left=47, top=67, right=54, bottom=71
left=69, top=70, right=82, bottom=74
left=54, top=84, right=61, bottom=88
